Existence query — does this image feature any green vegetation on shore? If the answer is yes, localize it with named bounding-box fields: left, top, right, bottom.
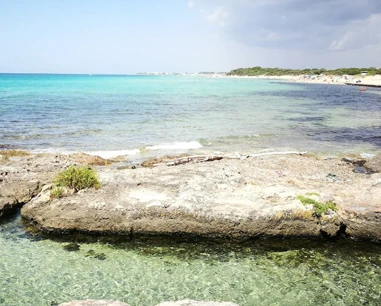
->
left=297, top=195, right=337, bottom=217
left=228, top=66, right=381, bottom=76
left=55, top=166, right=101, bottom=192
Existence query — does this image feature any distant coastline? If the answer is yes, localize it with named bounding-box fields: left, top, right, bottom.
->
left=227, top=66, right=381, bottom=77
left=225, top=66, right=381, bottom=87
left=136, top=68, right=381, bottom=86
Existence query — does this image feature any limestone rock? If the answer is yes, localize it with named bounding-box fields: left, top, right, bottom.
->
left=0, top=152, right=378, bottom=242
left=69, top=153, right=113, bottom=166
left=0, top=154, right=71, bottom=218
left=22, top=154, right=375, bottom=239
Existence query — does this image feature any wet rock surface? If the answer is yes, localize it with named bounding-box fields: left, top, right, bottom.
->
left=8, top=152, right=379, bottom=241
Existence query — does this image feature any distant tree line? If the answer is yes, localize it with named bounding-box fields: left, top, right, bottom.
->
left=227, top=66, right=381, bottom=76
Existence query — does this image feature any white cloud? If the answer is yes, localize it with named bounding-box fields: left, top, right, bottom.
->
left=190, top=0, right=381, bottom=51
left=206, top=6, right=229, bottom=27
left=330, top=13, right=381, bottom=51
left=188, top=1, right=194, bottom=9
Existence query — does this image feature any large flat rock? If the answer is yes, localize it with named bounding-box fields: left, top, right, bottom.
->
left=20, top=154, right=381, bottom=240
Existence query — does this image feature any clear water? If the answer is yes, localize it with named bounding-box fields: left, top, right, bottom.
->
left=1, top=215, right=381, bottom=306
left=1, top=74, right=381, bottom=305
left=1, top=74, right=381, bottom=159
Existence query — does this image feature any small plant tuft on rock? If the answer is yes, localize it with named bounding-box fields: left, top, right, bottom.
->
left=55, top=166, right=101, bottom=192
left=297, top=195, right=337, bottom=217
left=50, top=186, right=64, bottom=200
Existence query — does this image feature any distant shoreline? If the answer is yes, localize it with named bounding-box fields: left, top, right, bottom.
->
left=221, top=74, right=381, bottom=87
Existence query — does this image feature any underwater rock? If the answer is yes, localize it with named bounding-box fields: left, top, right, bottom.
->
left=63, top=242, right=80, bottom=252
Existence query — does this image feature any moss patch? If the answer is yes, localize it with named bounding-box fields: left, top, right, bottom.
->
left=297, top=195, right=337, bottom=217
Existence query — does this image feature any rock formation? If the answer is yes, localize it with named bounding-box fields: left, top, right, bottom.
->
left=1, top=152, right=377, bottom=241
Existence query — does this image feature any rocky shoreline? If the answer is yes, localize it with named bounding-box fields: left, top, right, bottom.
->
left=1, top=150, right=381, bottom=241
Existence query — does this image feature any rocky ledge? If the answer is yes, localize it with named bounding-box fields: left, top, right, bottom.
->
left=1, top=150, right=378, bottom=241
left=0, top=152, right=112, bottom=218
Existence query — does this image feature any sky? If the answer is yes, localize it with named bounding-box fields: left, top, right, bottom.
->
left=1, top=0, right=380, bottom=73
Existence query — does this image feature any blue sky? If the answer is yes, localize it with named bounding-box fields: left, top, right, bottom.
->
left=1, top=0, right=380, bottom=73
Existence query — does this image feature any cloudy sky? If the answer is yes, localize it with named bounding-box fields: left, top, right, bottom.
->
left=1, top=0, right=380, bottom=73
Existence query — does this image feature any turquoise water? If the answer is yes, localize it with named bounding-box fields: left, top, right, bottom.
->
left=2, top=74, right=381, bottom=305
left=1, top=74, right=381, bottom=159
left=1, top=215, right=381, bottom=306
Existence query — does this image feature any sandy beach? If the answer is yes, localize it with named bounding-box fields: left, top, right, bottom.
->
left=223, top=74, right=381, bottom=87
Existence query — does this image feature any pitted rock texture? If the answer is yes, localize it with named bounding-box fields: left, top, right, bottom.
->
left=20, top=154, right=381, bottom=241
left=0, top=154, right=72, bottom=218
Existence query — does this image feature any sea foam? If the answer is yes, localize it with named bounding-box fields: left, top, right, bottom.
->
left=145, top=141, right=203, bottom=151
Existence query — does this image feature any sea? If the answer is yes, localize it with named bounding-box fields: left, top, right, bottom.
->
left=1, top=74, right=381, bottom=305
left=1, top=73, right=381, bottom=160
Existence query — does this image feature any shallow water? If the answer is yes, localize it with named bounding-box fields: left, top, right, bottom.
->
left=1, top=215, right=381, bottom=306
left=1, top=74, right=381, bottom=159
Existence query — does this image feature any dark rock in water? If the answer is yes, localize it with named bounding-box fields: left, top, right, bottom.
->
left=341, top=157, right=376, bottom=174
left=94, top=253, right=106, bottom=260
left=85, top=250, right=106, bottom=260
left=365, top=154, right=381, bottom=173
left=85, top=249, right=96, bottom=257
left=63, top=243, right=80, bottom=252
